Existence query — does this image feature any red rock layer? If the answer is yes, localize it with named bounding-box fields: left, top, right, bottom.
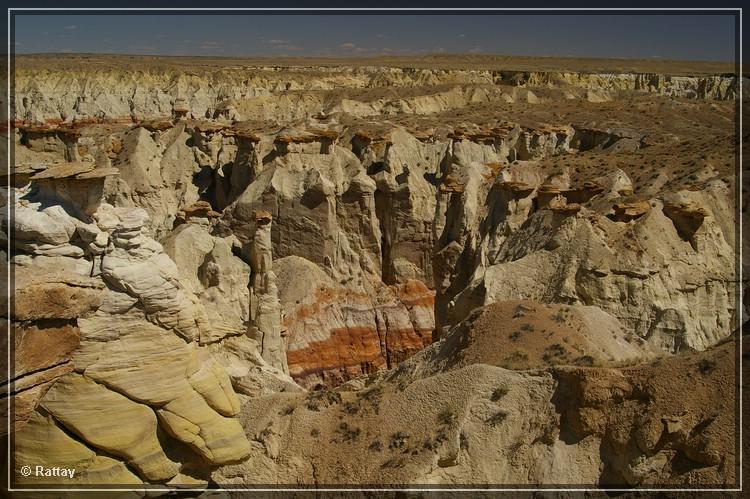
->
left=284, top=280, right=435, bottom=388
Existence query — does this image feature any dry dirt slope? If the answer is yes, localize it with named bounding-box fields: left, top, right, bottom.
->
left=214, top=312, right=738, bottom=487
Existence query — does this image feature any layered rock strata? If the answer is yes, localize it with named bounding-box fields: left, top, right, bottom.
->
left=5, top=55, right=742, bottom=489
left=436, top=169, right=738, bottom=353
left=4, top=168, right=290, bottom=487
left=14, top=59, right=744, bottom=126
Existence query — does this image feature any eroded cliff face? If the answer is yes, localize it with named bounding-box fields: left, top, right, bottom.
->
left=435, top=163, right=738, bottom=353
left=3, top=168, right=296, bottom=488
left=14, top=62, right=743, bottom=126
left=5, top=55, right=743, bottom=489
left=9, top=79, right=742, bottom=384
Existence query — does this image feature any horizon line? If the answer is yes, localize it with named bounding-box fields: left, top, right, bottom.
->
left=10, top=51, right=737, bottom=65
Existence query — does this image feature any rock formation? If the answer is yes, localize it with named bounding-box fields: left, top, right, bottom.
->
left=214, top=330, right=736, bottom=486
left=13, top=55, right=746, bottom=126
left=5, top=53, right=743, bottom=490
left=247, top=209, right=288, bottom=374
left=4, top=163, right=270, bottom=487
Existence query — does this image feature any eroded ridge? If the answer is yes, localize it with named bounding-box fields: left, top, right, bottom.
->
left=4, top=54, right=743, bottom=488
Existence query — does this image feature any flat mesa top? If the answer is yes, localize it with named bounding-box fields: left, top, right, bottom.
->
left=14, top=53, right=736, bottom=76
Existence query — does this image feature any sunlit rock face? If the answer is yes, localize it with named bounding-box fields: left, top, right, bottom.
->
left=7, top=54, right=743, bottom=488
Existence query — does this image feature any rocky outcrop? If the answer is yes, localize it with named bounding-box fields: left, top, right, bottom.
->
left=499, top=70, right=742, bottom=100
left=102, top=123, right=204, bottom=238
left=214, top=128, right=442, bottom=385
left=275, top=255, right=434, bottom=387
left=246, top=209, right=288, bottom=374
left=159, top=213, right=301, bottom=398
left=9, top=103, right=739, bottom=389
left=434, top=159, right=739, bottom=353
left=1, top=266, right=104, bottom=434
left=612, top=200, right=651, bottom=222
left=14, top=58, right=742, bottom=126
left=12, top=101, right=738, bottom=383
left=40, top=373, right=180, bottom=481
left=12, top=268, right=103, bottom=322
left=8, top=54, right=741, bottom=489
left=15, top=411, right=143, bottom=486
left=429, top=299, right=656, bottom=371
left=98, top=205, right=213, bottom=342
left=6, top=169, right=258, bottom=487
left=162, top=222, right=250, bottom=342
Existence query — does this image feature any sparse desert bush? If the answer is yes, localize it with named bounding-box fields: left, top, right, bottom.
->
left=513, top=304, right=530, bottom=318
left=460, top=430, right=470, bottom=450
left=551, top=310, right=566, bottom=324
left=422, top=437, right=439, bottom=451
left=490, top=386, right=508, bottom=401
left=438, top=409, right=456, bottom=426
left=486, top=410, right=509, bottom=426
left=342, top=401, right=360, bottom=415
left=698, top=358, right=717, bottom=374
left=389, top=431, right=410, bottom=450
left=279, top=405, right=295, bottom=416
left=423, top=428, right=449, bottom=452
left=360, top=385, right=383, bottom=401
left=542, top=343, right=568, bottom=363
left=574, top=355, right=595, bottom=367
left=501, top=350, right=529, bottom=369
left=334, top=421, right=361, bottom=442
left=306, top=389, right=342, bottom=411
left=508, top=440, right=525, bottom=454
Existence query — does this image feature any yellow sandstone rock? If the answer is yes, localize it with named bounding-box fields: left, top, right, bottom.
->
left=15, top=410, right=143, bottom=487
left=40, top=374, right=180, bottom=481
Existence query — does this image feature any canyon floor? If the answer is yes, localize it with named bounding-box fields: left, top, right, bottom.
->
left=2, top=54, right=745, bottom=494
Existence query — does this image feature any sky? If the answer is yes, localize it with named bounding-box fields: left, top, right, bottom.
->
left=12, top=14, right=737, bottom=62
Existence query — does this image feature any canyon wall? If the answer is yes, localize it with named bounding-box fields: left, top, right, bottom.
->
left=14, top=64, right=744, bottom=126
left=4, top=56, right=743, bottom=489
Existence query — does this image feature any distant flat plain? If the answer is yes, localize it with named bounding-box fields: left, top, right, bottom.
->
left=15, top=53, right=736, bottom=75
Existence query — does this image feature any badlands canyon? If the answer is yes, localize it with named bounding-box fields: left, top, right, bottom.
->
left=2, top=53, right=745, bottom=490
